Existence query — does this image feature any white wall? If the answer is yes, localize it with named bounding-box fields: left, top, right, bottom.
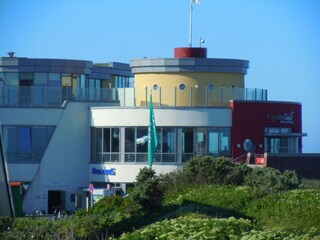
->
left=89, top=163, right=182, bottom=183
left=91, top=107, right=232, bottom=127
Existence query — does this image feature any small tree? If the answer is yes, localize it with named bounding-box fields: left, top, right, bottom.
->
left=128, top=167, right=163, bottom=212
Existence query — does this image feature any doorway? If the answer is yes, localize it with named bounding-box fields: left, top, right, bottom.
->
left=48, top=190, right=65, bottom=214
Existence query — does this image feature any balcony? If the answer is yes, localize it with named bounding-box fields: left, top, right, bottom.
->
left=0, top=86, right=267, bottom=108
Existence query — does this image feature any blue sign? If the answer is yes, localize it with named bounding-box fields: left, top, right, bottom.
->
left=92, top=168, right=116, bottom=175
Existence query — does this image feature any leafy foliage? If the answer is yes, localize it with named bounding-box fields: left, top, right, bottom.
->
left=183, top=156, right=250, bottom=185
left=244, top=167, right=301, bottom=196
left=128, top=167, right=163, bottom=212
left=0, top=156, right=316, bottom=239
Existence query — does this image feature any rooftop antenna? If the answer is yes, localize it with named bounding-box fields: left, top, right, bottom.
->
left=7, top=51, right=15, bottom=58
left=199, top=37, right=205, bottom=47
left=189, top=0, right=201, bottom=47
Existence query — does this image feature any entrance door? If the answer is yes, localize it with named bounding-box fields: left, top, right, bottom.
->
left=48, top=190, right=65, bottom=214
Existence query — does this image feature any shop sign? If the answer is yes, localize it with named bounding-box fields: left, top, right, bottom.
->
left=91, top=167, right=116, bottom=175
left=268, top=112, right=294, bottom=124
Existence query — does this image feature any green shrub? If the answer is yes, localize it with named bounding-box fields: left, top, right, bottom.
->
left=244, top=167, right=300, bottom=196
left=128, top=167, right=163, bottom=212
left=183, top=156, right=250, bottom=185
left=91, top=195, right=125, bottom=216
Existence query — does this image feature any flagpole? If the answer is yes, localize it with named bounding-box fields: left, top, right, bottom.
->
left=189, top=0, right=193, bottom=47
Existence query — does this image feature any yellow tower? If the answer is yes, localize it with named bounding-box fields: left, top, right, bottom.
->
left=131, top=48, right=249, bottom=107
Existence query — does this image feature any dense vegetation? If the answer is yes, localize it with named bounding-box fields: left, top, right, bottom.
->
left=1, top=156, right=319, bottom=239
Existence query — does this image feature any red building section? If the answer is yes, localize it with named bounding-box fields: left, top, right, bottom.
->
left=231, top=101, right=304, bottom=160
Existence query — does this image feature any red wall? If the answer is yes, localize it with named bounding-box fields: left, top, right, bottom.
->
left=231, top=101, right=302, bottom=159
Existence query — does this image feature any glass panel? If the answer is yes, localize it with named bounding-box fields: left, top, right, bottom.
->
left=62, top=74, right=72, bottom=87
left=137, top=127, right=148, bottom=153
left=3, top=127, right=17, bottom=152
left=111, top=128, right=120, bottom=152
left=162, top=127, right=176, bottom=153
left=32, top=127, right=46, bottom=161
left=19, top=127, right=31, bottom=152
left=208, top=129, right=219, bottom=155
left=103, top=128, right=110, bottom=152
left=182, top=128, right=193, bottom=153
left=33, top=86, right=47, bottom=106
left=20, top=73, right=34, bottom=81
left=220, top=128, right=231, bottom=156
left=125, top=127, right=135, bottom=152
left=34, top=73, right=48, bottom=86
left=91, top=128, right=102, bottom=162
left=48, top=73, right=61, bottom=87
left=195, top=128, right=207, bottom=155
left=0, top=72, right=4, bottom=85
left=4, top=73, right=19, bottom=86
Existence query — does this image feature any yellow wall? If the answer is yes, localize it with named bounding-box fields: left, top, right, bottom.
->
left=134, top=72, right=245, bottom=107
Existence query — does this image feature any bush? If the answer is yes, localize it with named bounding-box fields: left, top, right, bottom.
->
left=244, top=167, right=300, bottom=196
left=183, top=156, right=250, bottom=185
left=128, top=167, right=163, bottom=212
left=91, top=195, right=125, bottom=216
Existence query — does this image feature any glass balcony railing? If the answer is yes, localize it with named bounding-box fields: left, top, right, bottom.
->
left=0, top=86, right=267, bottom=108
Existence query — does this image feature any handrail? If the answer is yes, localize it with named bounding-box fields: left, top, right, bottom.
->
left=0, top=86, right=268, bottom=108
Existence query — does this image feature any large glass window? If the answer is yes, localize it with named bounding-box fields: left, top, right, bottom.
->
left=2, top=126, right=54, bottom=163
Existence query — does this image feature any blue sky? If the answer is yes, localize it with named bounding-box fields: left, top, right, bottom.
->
left=0, top=0, right=319, bottom=153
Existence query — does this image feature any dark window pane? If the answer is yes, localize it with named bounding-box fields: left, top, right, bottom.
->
left=19, top=128, right=31, bottom=152
left=103, top=128, right=110, bottom=152
left=182, top=128, right=193, bottom=153
left=125, top=127, right=135, bottom=152
left=137, top=127, right=148, bottom=153
left=111, top=128, right=120, bottom=152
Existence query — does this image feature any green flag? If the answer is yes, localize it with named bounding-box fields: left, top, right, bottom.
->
left=148, top=93, right=158, bottom=168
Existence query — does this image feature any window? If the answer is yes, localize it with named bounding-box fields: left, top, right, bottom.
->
left=4, top=73, right=19, bottom=86
left=91, top=128, right=102, bottom=162
left=34, top=73, right=48, bottom=86
left=220, top=128, right=231, bottom=155
left=181, top=128, right=194, bottom=162
left=62, top=74, right=72, bottom=87
left=2, top=126, right=54, bottom=162
left=179, top=83, right=186, bottom=91
left=208, top=84, right=215, bottom=91
left=208, top=128, right=219, bottom=155
left=153, top=84, right=159, bottom=91
left=195, top=128, right=207, bottom=155
left=102, top=128, right=120, bottom=162
left=48, top=73, right=61, bottom=87
left=19, top=128, right=31, bottom=152
left=162, top=127, right=176, bottom=162
left=19, top=73, right=34, bottom=86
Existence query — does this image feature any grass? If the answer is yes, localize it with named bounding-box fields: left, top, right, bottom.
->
left=113, top=185, right=320, bottom=239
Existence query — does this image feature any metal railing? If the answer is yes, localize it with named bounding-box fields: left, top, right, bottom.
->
left=0, top=86, right=267, bottom=108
